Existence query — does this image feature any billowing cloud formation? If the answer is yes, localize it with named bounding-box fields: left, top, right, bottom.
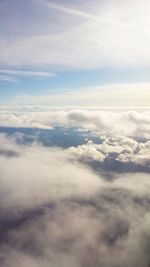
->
left=68, top=135, right=150, bottom=173
left=0, top=109, right=150, bottom=267
left=0, top=134, right=102, bottom=211
left=1, top=109, right=150, bottom=137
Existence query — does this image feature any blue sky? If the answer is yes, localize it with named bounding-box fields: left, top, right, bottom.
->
left=0, top=0, right=150, bottom=106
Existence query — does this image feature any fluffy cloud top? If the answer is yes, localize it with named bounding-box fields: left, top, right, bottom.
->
left=0, top=109, right=150, bottom=266
left=1, top=109, right=150, bottom=137
left=0, top=133, right=150, bottom=267
left=68, top=135, right=150, bottom=174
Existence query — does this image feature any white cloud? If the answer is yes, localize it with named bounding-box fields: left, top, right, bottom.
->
left=1, top=109, right=150, bottom=137
left=42, top=1, right=101, bottom=21
left=0, top=133, right=150, bottom=266
left=0, top=69, right=55, bottom=77
left=0, top=74, right=19, bottom=83
left=68, top=135, right=150, bottom=172
left=1, top=0, right=150, bottom=68
left=0, top=134, right=102, bottom=211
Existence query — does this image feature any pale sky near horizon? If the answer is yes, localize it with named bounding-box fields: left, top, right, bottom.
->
left=1, top=0, right=150, bottom=107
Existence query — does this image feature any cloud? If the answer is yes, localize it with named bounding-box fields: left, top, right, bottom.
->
left=0, top=69, right=55, bottom=77
left=0, top=74, right=19, bottom=83
left=68, top=135, right=150, bottom=174
left=0, top=69, right=55, bottom=83
left=1, top=0, right=150, bottom=69
left=0, top=133, right=150, bottom=266
left=42, top=0, right=146, bottom=33
left=42, top=0, right=101, bottom=21
left=0, top=110, right=150, bottom=266
left=0, top=134, right=102, bottom=212
left=1, top=109, right=150, bottom=138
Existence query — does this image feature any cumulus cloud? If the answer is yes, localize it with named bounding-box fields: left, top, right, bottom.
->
left=1, top=109, right=150, bottom=137
left=0, top=110, right=150, bottom=266
left=2, top=186, right=150, bottom=267
left=0, top=134, right=102, bottom=212
left=68, top=135, right=150, bottom=174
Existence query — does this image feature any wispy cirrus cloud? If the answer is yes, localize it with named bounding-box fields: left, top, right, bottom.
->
left=0, top=74, right=19, bottom=83
left=0, top=69, right=55, bottom=83
left=43, top=0, right=146, bottom=33
left=1, top=0, right=150, bottom=69
left=42, top=0, right=101, bottom=21
left=0, top=69, right=55, bottom=77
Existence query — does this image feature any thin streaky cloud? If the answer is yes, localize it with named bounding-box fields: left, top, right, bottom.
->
left=43, top=1, right=150, bottom=34
left=0, top=69, right=55, bottom=77
left=0, top=75, right=19, bottom=83
left=43, top=0, right=101, bottom=21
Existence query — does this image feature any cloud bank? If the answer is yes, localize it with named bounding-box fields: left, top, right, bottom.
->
left=68, top=135, right=150, bottom=174
left=1, top=109, right=150, bottom=137
left=0, top=109, right=150, bottom=266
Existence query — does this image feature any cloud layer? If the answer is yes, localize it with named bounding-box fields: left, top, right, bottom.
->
left=1, top=0, right=150, bottom=69
left=1, top=109, right=150, bottom=137
left=0, top=109, right=150, bottom=266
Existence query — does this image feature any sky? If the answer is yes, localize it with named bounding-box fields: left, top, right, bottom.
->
left=1, top=0, right=150, bottom=107
left=1, top=2, right=150, bottom=266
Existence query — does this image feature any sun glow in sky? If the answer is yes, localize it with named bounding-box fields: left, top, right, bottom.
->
left=0, top=0, right=150, bottom=107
